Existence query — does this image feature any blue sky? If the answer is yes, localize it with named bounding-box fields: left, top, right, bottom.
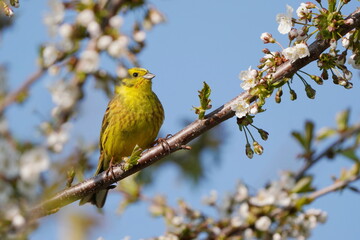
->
left=1, top=0, right=360, bottom=239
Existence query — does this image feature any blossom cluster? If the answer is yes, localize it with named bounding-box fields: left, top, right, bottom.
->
left=144, top=172, right=328, bottom=240
left=231, top=1, right=358, bottom=131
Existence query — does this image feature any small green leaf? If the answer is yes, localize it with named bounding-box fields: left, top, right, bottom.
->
left=291, top=176, right=314, bottom=193
left=291, top=131, right=306, bottom=149
left=193, top=82, right=212, bottom=119
left=339, top=148, right=359, bottom=162
left=336, top=109, right=350, bottom=132
left=124, top=145, right=142, bottom=171
left=304, top=121, right=314, bottom=152
left=316, top=127, right=336, bottom=141
left=294, top=196, right=313, bottom=210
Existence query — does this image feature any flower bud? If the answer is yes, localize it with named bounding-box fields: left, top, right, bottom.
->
left=253, top=141, right=264, bottom=155
left=332, top=74, right=339, bottom=84
left=258, top=129, right=269, bottom=141
left=262, top=48, right=271, bottom=54
left=288, top=28, right=298, bottom=40
left=345, top=82, right=353, bottom=89
left=260, top=32, right=275, bottom=44
left=310, top=75, right=323, bottom=85
left=245, top=143, right=254, bottom=159
left=275, top=88, right=282, bottom=103
left=290, top=89, right=297, bottom=101
left=321, top=69, right=329, bottom=80
left=305, top=85, right=316, bottom=99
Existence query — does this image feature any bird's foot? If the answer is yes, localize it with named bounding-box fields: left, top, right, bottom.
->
left=154, top=134, right=173, bottom=153
left=105, top=156, right=117, bottom=181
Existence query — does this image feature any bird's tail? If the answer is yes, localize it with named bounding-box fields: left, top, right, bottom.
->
left=79, top=154, right=109, bottom=208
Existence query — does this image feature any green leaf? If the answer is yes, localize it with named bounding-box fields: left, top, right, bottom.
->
left=336, top=109, right=350, bottom=132
left=304, top=121, right=314, bottom=152
left=294, top=196, right=313, bottom=210
left=193, top=81, right=212, bottom=119
left=316, top=127, right=336, bottom=141
left=291, top=176, right=314, bottom=193
left=123, top=145, right=142, bottom=171
left=292, top=121, right=314, bottom=154
left=291, top=131, right=306, bottom=149
left=339, top=148, right=360, bottom=162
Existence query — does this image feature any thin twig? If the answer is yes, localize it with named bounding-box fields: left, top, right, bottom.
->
left=295, top=124, right=360, bottom=181
left=0, top=68, right=45, bottom=114
left=308, top=175, right=360, bottom=200
left=29, top=8, right=360, bottom=219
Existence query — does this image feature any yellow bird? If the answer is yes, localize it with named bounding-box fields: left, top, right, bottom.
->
left=80, top=68, right=164, bottom=208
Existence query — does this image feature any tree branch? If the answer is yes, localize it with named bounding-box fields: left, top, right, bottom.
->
left=0, top=68, right=45, bottom=114
left=308, top=175, right=360, bottom=200
left=29, top=8, right=360, bottom=219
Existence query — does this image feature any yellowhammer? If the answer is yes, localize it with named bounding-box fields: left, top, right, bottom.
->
left=80, top=67, right=164, bottom=208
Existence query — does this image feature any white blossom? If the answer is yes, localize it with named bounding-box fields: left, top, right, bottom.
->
left=342, top=32, right=353, bottom=49
left=276, top=5, right=293, bottom=34
left=158, top=233, right=179, bottom=240
left=234, top=182, right=248, bottom=202
left=77, top=9, right=95, bottom=26
left=244, top=228, right=254, bottom=240
left=6, top=206, right=25, bottom=229
left=231, top=99, right=250, bottom=119
left=97, top=35, right=113, bottom=50
left=239, top=203, right=249, bottom=219
left=348, top=54, right=360, bottom=69
left=250, top=188, right=275, bottom=206
left=171, top=216, right=184, bottom=226
left=44, top=0, right=64, bottom=36
left=47, top=123, right=71, bottom=153
left=306, top=208, right=327, bottom=223
left=202, top=190, right=218, bottom=205
left=330, top=39, right=337, bottom=50
left=134, top=30, right=146, bottom=42
left=87, top=21, right=101, bottom=38
left=239, top=67, right=258, bottom=90
left=109, top=15, right=123, bottom=29
left=43, top=45, right=59, bottom=67
left=77, top=50, right=99, bottom=73
left=296, top=3, right=310, bottom=19
left=108, top=36, right=128, bottom=57
left=295, top=43, right=310, bottom=58
left=81, top=0, right=93, bottom=4
left=116, top=65, right=128, bottom=78
left=255, top=216, right=272, bottom=231
left=97, top=237, right=105, bottom=240
left=19, top=148, right=50, bottom=183
left=231, top=216, right=244, bottom=227
left=59, top=23, right=73, bottom=39
left=149, top=8, right=165, bottom=25
left=273, top=233, right=282, bottom=240
left=282, top=43, right=309, bottom=62
left=49, top=80, right=78, bottom=110
left=282, top=46, right=298, bottom=61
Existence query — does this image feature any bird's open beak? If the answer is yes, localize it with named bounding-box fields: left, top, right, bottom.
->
left=143, top=72, right=155, bottom=79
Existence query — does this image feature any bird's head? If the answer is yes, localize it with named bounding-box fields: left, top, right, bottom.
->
left=116, top=67, right=155, bottom=92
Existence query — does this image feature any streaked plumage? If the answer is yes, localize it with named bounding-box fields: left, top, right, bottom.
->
left=80, top=68, right=164, bottom=208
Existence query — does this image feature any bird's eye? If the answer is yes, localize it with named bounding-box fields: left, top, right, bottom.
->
left=132, top=72, right=139, bottom=77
